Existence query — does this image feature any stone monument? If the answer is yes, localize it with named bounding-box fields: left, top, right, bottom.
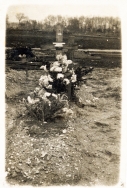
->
left=53, top=24, right=65, bottom=56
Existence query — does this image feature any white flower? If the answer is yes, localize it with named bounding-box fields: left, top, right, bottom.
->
left=57, top=73, right=64, bottom=79
left=63, top=78, right=70, bottom=85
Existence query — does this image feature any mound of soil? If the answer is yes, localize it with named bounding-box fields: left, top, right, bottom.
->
left=5, top=69, right=27, bottom=98
left=5, top=65, right=121, bottom=186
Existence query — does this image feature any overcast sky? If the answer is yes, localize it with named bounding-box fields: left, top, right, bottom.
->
left=7, top=3, right=121, bottom=23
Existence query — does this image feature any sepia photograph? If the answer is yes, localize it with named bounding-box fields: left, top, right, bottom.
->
left=2, top=0, right=126, bottom=187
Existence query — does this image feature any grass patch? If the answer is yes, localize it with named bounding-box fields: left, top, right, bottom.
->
left=95, top=122, right=109, bottom=127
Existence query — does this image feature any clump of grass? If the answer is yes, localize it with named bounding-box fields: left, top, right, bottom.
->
left=106, top=87, right=112, bottom=91
left=108, top=92, right=121, bottom=100
left=102, top=86, right=121, bottom=100
left=95, top=122, right=109, bottom=127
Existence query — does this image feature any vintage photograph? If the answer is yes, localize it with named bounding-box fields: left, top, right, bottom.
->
left=5, top=1, right=123, bottom=186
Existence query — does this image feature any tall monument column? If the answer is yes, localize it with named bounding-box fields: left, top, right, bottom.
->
left=53, top=24, right=65, bottom=56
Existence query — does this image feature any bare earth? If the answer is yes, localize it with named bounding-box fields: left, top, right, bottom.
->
left=5, top=64, right=121, bottom=186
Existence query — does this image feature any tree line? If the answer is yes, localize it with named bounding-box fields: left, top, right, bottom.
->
left=6, top=13, right=121, bottom=34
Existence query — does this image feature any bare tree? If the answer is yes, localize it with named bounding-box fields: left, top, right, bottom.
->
left=31, top=20, right=37, bottom=30
left=16, top=13, right=27, bottom=24
left=6, top=14, right=9, bottom=28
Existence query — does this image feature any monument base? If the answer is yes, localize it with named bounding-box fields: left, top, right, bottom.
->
left=53, top=42, right=66, bottom=56
left=53, top=42, right=65, bottom=48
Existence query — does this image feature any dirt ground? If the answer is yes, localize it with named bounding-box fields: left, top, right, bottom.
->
left=5, top=59, right=121, bottom=186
